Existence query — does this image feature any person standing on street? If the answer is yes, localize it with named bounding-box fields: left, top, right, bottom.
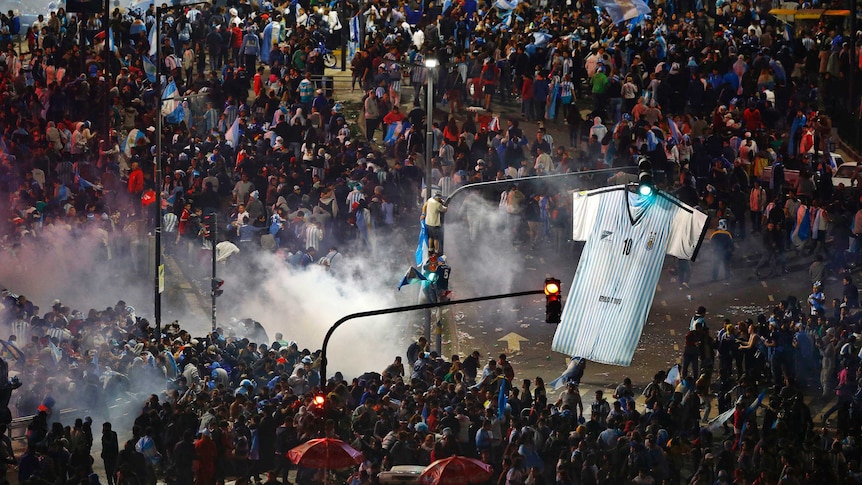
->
left=710, top=219, right=734, bottom=281
left=422, top=192, right=448, bottom=253
left=102, top=422, right=119, bottom=485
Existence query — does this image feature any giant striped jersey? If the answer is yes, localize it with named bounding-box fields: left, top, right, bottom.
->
left=551, top=186, right=708, bottom=366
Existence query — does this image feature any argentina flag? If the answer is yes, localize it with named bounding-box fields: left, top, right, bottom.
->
left=143, top=56, right=157, bottom=83
left=161, top=80, right=184, bottom=124
left=225, top=117, right=240, bottom=147
left=148, top=23, right=158, bottom=56
left=596, top=0, right=650, bottom=24
left=494, top=0, right=521, bottom=9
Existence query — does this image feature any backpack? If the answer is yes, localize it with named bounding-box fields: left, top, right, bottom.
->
left=178, top=24, right=191, bottom=42
left=482, top=66, right=497, bottom=82
left=387, top=62, right=401, bottom=81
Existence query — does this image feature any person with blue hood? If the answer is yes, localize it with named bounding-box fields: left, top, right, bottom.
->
left=789, top=109, right=807, bottom=157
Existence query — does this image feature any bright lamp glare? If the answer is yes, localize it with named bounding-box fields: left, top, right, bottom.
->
left=425, top=59, right=438, bottom=68
left=638, top=184, right=653, bottom=196
left=313, top=395, right=325, bottom=405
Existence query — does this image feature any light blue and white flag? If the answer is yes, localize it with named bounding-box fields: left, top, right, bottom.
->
left=148, top=23, right=157, bottom=56
left=108, top=27, right=116, bottom=53
left=596, top=0, right=650, bottom=24
left=225, top=117, right=240, bottom=147
left=668, top=118, right=682, bottom=144
left=143, top=55, right=157, bottom=83
left=161, top=80, right=184, bottom=124
left=493, top=0, right=521, bottom=10
left=415, top=220, right=428, bottom=266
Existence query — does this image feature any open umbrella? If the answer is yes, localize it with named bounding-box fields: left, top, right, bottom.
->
left=419, top=456, right=494, bottom=485
left=287, top=438, right=364, bottom=469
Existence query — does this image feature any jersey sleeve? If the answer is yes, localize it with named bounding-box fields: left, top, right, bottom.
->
left=666, top=205, right=709, bottom=261
left=571, top=189, right=604, bottom=241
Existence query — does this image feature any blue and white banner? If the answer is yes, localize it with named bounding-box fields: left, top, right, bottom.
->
left=442, top=0, right=453, bottom=13
left=161, top=80, right=184, bottom=124
left=596, top=0, right=650, bottom=24
left=348, top=15, right=360, bottom=62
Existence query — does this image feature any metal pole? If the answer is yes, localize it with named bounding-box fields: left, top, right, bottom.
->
left=340, top=2, right=347, bottom=72
left=211, top=214, right=217, bottom=331
left=850, top=0, right=858, bottom=121
left=425, top=66, right=434, bottom=199
left=423, top=62, right=435, bottom=348
left=320, top=288, right=545, bottom=389
left=154, top=5, right=163, bottom=339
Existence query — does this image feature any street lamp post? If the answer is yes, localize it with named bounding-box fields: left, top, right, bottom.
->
left=424, top=58, right=437, bottom=200
left=422, top=58, right=438, bottom=350
left=154, top=5, right=164, bottom=340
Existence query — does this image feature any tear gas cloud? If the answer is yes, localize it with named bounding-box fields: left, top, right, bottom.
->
left=0, top=219, right=417, bottom=380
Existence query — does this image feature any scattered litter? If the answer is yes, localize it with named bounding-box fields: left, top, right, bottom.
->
left=454, top=312, right=465, bottom=321
left=647, top=322, right=655, bottom=326
left=526, top=267, right=537, bottom=271
left=520, top=324, right=531, bottom=329
left=457, top=330, right=475, bottom=340
left=494, top=327, right=503, bottom=332
left=536, top=342, right=545, bottom=345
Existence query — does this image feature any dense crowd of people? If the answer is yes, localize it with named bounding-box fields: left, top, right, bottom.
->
left=2, top=0, right=862, bottom=482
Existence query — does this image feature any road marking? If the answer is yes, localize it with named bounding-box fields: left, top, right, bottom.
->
left=669, top=329, right=676, bottom=336
left=498, top=333, right=529, bottom=352
left=657, top=285, right=662, bottom=292
left=666, top=315, right=672, bottom=322
left=768, top=295, right=774, bottom=302
left=661, top=300, right=667, bottom=307
left=761, top=281, right=768, bottom=288
left=673, top=344, right=680, bottom=351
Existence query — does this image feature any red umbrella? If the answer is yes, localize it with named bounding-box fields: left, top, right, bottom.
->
left=419, top=456, right=494, bottom=485
left=286, top=438, right=364, bottom=470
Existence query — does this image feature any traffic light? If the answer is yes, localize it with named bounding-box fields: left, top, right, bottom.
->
left=202, top=214, right=217, bottom=241
left=544, top=277, right=562, bottom=324
left=637, top=158, right=654, bottom=197
left=310, top=393, right=326, bottom=418
left=211, top=278, right=224, bottom=297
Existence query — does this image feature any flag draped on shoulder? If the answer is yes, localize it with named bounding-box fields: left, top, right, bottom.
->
left=398, top=267, right=427, bottom=290
left=161, top=80, right=184, bottom=124
left=596, top=0, right=650, bottom=24
left=668, top=118, right=682, bottom=144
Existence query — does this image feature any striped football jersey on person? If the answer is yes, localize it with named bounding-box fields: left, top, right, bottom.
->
left=551, top=185, right=708, bottom=366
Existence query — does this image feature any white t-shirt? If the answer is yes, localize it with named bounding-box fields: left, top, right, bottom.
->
left=551, top=185, right=708, bottom=365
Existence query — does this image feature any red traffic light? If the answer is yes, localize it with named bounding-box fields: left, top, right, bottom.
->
left=544, top=278, right=562, bottom=324
left=212, top=278, right=224, bottom=297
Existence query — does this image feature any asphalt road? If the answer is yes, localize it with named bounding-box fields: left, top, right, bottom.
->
left=439, top=207, right=824, bottom=395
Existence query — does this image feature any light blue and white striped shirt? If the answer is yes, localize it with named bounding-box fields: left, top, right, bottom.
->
left=551, top=186, right=708, bottom=366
